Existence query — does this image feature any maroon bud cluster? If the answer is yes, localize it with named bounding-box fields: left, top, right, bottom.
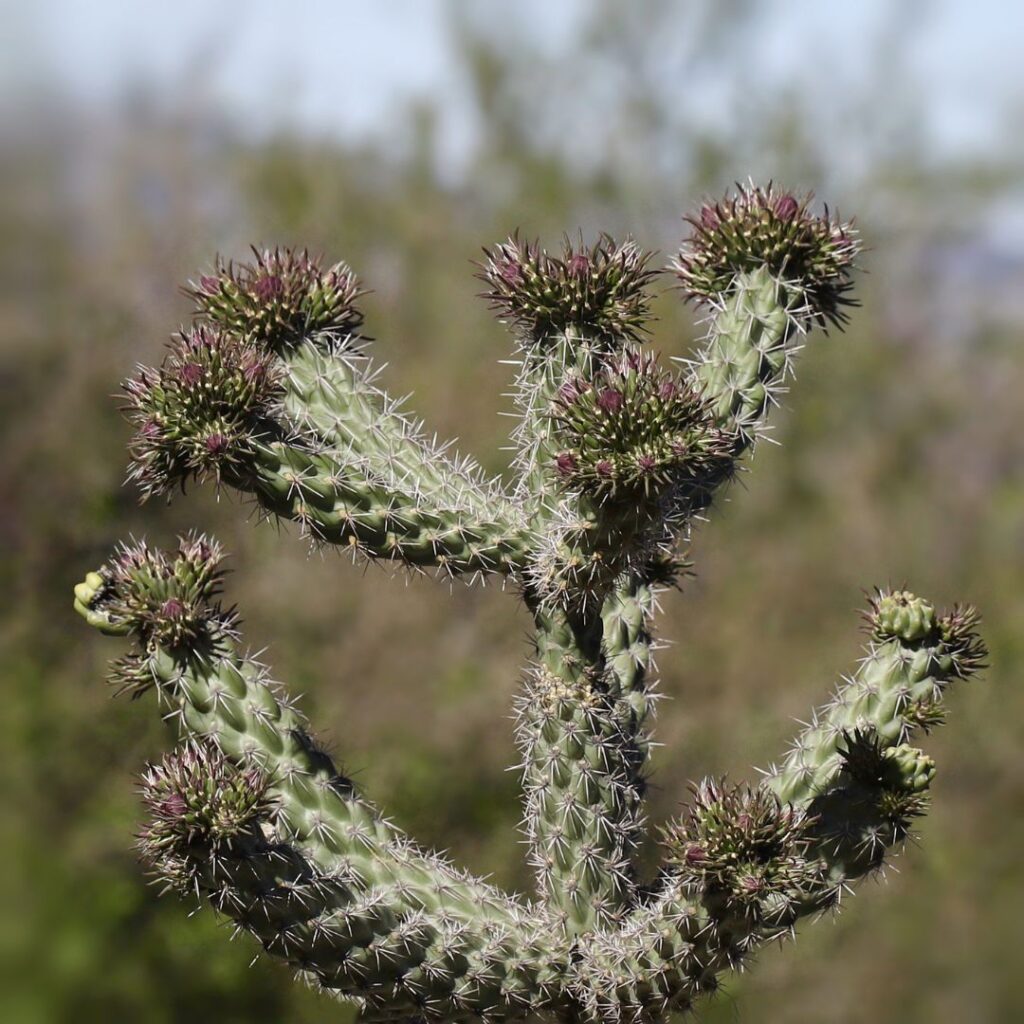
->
left=551, top=348, right=735, bottom=503
left=478, top=233, right=657, bottom=346
left=664, top=779, right=822, bottom=923
left=124, top=325, right=283, bottom=497
left=137, top=741, right=274, bottom=893
left=186, top=247, right=364, bottom=350
left=675, top=182, right=861, bottom=326
left=88, top=535, right=233, bottom=695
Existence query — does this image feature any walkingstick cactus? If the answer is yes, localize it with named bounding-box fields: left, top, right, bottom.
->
left=75, top=184, right=985, bottom=1022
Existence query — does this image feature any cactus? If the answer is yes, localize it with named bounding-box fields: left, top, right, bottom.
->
left=75, top=183, right=985, bottom=1023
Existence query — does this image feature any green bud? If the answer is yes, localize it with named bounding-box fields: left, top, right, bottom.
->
left=869, top=590, right=936, bottom=643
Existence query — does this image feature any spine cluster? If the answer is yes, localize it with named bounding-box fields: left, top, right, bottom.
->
left=75, top=183, right=985, bottom=1023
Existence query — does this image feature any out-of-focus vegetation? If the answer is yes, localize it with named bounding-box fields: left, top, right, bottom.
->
left=3, top=4, right=1023, bottom=1021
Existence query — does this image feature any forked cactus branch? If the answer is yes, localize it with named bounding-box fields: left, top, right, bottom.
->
left=75, top=184, right=985, bottom=1022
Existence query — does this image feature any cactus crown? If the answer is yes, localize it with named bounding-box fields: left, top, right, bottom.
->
left=550, top=349, right=733, bottom=501
left=186, top=247, right=364, bottom=349
left=664, top=780, right=823, bottom=925
left=75, top=183, right=985, bottom=1024
left=479, top=233, right=657, bottom=346
left=675, top=182, right=859, bottom=326
left=138, top=741, right=275, bottom=893
left=124, top=327, right=284, bottom=496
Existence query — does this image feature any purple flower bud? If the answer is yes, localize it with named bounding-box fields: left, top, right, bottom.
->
left=555, top=452, right=578, bottom=476
left=499, top=257, right=524, bottom=287
left=199, top=275, right=221, bottom=295
left=140, top=418, right=162, bottom=439
left=567, top=253, right=591, bottom=278
left=684, top=843, right=708, bottom=865
left=179, top=363, right=204, bottom=388
left=623, top=350, right=645, bottom=372
left=739, top=874, right=764, bottom=894
left=700, top=205, right=720, bottom=231
left=161, top=598, right=186, bottom=619
left=159, top=792, right=188, bottom=818
left=253, top=274, right=283, bottom=302
left=596, top=460, right=614, bottom=478
left=180, top=536, right=215, bottom=565
left=596, top=388, right=624, bottom=414
left=637, top=454, right=657, bottom=473
left=658, top=379, right=678, bottom=401
left=774, top=194, right=799, bottom=221
left=204, top=433, right=230, bottom=456
left=241, top=357, right=267, bottom=384
left=557, top=379, right=585, bottom=404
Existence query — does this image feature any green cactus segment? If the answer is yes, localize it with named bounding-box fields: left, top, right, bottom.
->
left=247, top=439, right=532, bottom=574
left=253, top=337, right=534, bottom=574
left=686, top=265, right=802, bottom=456
left=600, top=574, right=658, bottom=737
left=77, top=546, right=570, bottom=1023
left=768, top=591, right=984, bottom=808
left=517, top=576, right=658, bottom=935
left=572, top=876, right=828, bottom=1024
left=122, top=334, right=534, bottom=576
left=571, top=893, right=721, bottom=1023
left=283, top=342, right=508, bottom=512
left=511, top=329, right=604, bottom=507
left=766, top=592, right=984, bottom=890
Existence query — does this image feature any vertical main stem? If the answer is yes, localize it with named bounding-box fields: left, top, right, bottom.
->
left=519, top=575, right=656, bottom=935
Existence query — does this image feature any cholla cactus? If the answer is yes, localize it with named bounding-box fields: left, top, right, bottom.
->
left=75, top=183, right=985, bottom=1023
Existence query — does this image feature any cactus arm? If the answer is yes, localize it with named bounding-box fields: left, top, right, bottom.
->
left=75, top=545, right=570, bottom=1023
left=766, top=591, right=985, bottom=882
left=123, top=328, right=534, bottom=578
left=517, top=597, right=637, bottom=934
left=688, top=265, right=800, bottom=446
left=673, top=185, right=860, bottom=516
left=126, top=249, right=534, bottom=579
left=567, top=591, right=985, bottom=1023
left=245, top=437, right=533, bottom=575
left=283, top=340, right=519, bottom=520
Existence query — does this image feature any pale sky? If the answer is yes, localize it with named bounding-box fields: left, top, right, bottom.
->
left=5, top=1, right=1022, bottom=173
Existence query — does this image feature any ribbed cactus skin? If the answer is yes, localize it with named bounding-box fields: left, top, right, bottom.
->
left=693, top=266, right=796, bottom=444
left=76, top=184, right=986, bottom=1023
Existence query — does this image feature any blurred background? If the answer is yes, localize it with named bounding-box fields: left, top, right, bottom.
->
left=2, top=2, right=1023, bottom=1021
